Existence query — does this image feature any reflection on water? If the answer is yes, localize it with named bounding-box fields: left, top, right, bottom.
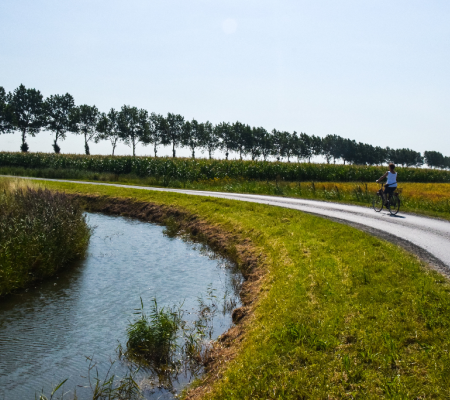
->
left=0, top=213, right=241, bottom=399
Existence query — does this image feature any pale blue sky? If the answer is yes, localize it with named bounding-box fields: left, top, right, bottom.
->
left=1, top=0, right=449, bottom=157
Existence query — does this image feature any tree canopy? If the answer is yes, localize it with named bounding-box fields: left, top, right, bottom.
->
left=1, top=83, right=448, bottom=169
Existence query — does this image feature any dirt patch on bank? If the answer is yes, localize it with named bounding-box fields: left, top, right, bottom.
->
left=67, top=193, right=267, bottom=399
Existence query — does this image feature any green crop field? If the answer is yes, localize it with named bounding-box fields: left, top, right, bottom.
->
left=1, top=152, right=450, bottom=183
left=12, top=177, right=450, bottom=399
left=2, top=152, right=449, bottom=220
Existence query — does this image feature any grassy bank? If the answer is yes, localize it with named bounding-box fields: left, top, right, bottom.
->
left=18, top=177, right=450, bottom=399
left=0, top=179, right=91, bottom=297
left=2, top=165, right=449, bottom=220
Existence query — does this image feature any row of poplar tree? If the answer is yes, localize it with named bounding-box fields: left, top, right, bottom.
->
left=1, top=84, right=448, bottom=168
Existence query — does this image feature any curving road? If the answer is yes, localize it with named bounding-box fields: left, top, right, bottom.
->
left=6, top=176, right=450, bottom=274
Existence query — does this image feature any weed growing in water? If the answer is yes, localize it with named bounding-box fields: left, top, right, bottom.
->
left=126, top=298, right=183, bottom=365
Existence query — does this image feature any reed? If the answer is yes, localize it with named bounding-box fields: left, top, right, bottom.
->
left=0, top=179, right=91, bottom=296
left=126, top=298, right=182, bottom=364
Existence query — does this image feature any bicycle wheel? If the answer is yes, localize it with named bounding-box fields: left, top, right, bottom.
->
left=388, top=194, right=400, bottom=215
left=372, top=193, right=383, bottom=212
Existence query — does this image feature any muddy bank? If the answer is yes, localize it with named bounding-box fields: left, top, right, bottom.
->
left=67, top=193, right=267, bottom=399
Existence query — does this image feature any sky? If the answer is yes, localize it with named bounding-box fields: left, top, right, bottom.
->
left=1, top=0, right=449, bottom=158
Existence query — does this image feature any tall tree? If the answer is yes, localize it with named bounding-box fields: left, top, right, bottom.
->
left=246, top=126, right=262, bottom=161
left=233, top=121, right=251, bottom=160
left=255, top=127, right=273, bottom=161
left=149, top=112, right=164, bottom=157
left=297, top=132, right=313, bottom=162
left=272, top=130, right=290, bottom=161
left=201, top=121, right=218, bottom=159
left=424, top=151, right=446, bottom=169
left=118, top=106, right=150, bottom=156
left=0, top=87, right=14, bottom=135
left=165, top=113, right=184, bottom=158
left=97, top=109, right=121, bottom=155
left=339, top=138, right=356, bottom=165
left=71, top=104, right=100, bottom=155
left=285, top=131, right=298, bottom=162
left=215, top=122, right=235, bottom=160
left=389, top=148, right=423, bottom=167
left=321, top=135, right=336, bottom=164
left=311, top=135, right=323, bottom=160
left=9, top=84, right=46, bottom=152
left=182, top=118, right=203, bottom=158
left=445, top=156, right=450, bottom=170
left=45, top=93, right=75, bottom=153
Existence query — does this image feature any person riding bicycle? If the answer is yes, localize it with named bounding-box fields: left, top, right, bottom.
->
left=376, top=163, right=397, bottom=205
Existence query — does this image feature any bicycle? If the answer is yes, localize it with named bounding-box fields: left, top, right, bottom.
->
left=372, top=183, right=401, bottom=215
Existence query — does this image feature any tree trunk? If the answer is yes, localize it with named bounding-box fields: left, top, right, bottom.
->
left=209, top=149, right=212, bottom=159
left=132, top=140, right=136, bottom=156
left=154, top=144, right=158, bottom=157
left=20, top=130, right=28, bottom=152
left=53, top=133, right=61, bottom=154
left=85, top=134, right=90, bottom=155
left=172, top=142, right=176, bottom=158
left=192, top=147, right=195, bottom=158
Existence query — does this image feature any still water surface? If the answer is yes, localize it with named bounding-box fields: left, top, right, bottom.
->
left=0, top=213, right=241, bottom=399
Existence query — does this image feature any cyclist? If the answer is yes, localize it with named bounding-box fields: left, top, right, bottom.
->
left=376, top=162, right=397, bottom=205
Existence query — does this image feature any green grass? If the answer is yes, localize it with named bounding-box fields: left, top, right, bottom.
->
left=126, top=298, right=182, bottom=365
left=2, top=165, right=449, bottom=220
left=20, top=177, right=450, bottom=399
left=0, top=179, right=91, bottom=297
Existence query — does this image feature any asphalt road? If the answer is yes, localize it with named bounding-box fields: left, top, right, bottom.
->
left=7, top=176, right=450, bottom=274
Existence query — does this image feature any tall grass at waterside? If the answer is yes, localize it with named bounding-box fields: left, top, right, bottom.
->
left=0, top=180, right=91, bottom=296
left=1, top=152, right=450, bottom=183
left=126, top=298, right=183, bottom=365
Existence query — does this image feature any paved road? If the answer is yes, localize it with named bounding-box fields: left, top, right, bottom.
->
left=6, top=176, right=450, bottom=273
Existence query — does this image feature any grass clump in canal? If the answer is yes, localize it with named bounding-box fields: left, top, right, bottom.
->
left=126, top=298, right=182, bottom=365
left=0, top=179, right=91, bottom=297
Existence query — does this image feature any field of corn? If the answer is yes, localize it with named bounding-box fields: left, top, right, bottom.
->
left=1, top=158, right=449, bottom=219
left=1, top=152, right=450, bottom=183
left=0, top=179, right=91, bottom=297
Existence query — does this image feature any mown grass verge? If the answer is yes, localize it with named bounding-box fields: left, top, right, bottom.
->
left=5, top=182, right=450, bottom=399
left=0, top=179, right=91, bottom=297
left=6, top=177, right=450, bottom=398
left=1, top=165, right=449, bottom=220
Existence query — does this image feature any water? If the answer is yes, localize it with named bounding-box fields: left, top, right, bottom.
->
left=0, top=213, right=242, bottom=399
